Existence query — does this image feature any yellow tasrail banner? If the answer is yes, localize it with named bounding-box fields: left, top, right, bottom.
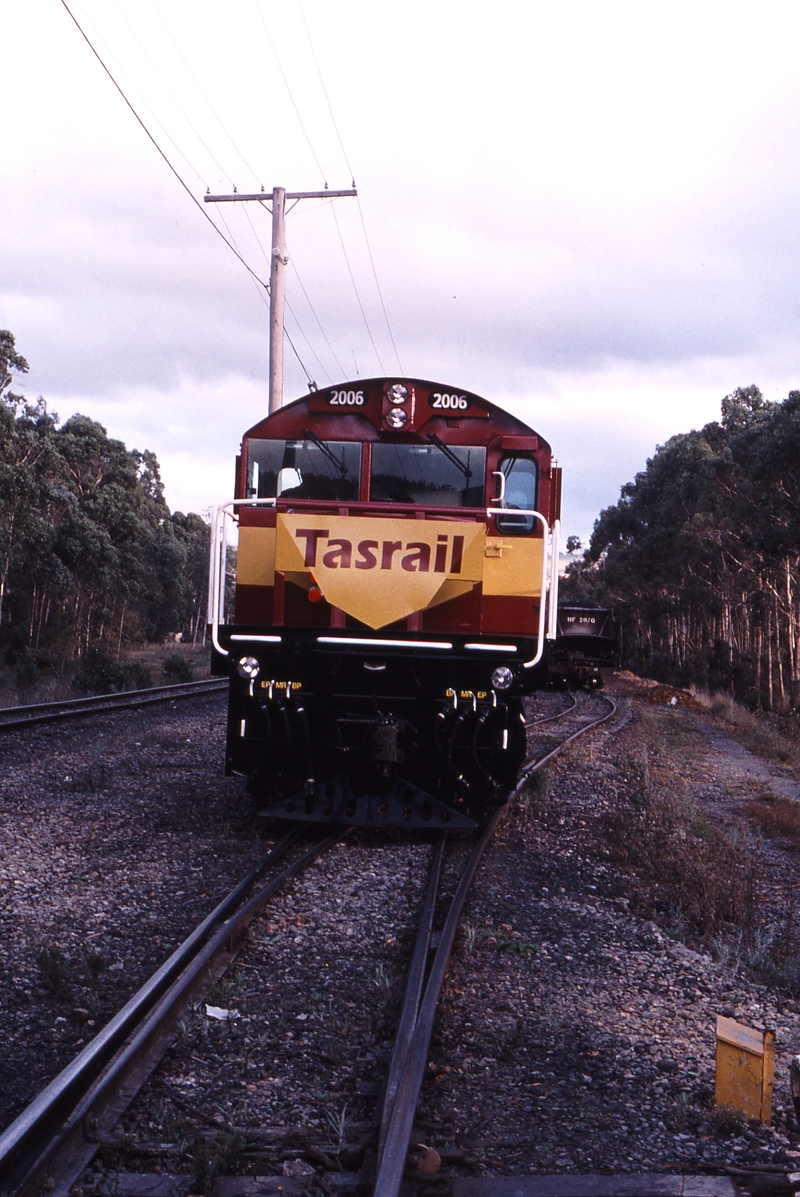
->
left=276, top=514, right=485, bottom=629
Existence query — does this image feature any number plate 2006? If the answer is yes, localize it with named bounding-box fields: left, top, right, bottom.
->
left=327, top=388, right=366, bottom=406
left=428, top=391, right=471, bottom=411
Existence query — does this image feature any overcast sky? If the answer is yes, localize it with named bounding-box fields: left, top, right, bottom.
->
left=5, top=1, right=800, bottom=541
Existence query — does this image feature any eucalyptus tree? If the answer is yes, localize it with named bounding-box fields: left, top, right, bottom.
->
left=0, top=332, right=211, bottom=667
left=585, top=386, right=800, bottom=709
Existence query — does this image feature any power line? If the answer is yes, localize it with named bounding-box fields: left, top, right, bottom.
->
left=206, top=187, right=356, bottom=408
left=253, top=0, right=328, bottom=185
left=60, top=0, right=318, bottom=389
left=329, top=202, right=386, bottom=374
left=284, top=302, right=332, bottom=385
left=354, top=197, right=404, bottom=373
left=253, top=2, right=391, bottom=374
left=145, top=0, right=265, bottom=187
left=242, top=204, right=272, bottom=271
left=289, top=258, right=347, bottom=378
left=69, top=0, right=209, bottom=190
left=59, top=0, right=270, bottom=292
left=284, top=326, right=315, bottom=386
left=242, top=201, right=338, bottom=384
left=199, top=201, right=316, bottom=385
left=297, top=0, right=352, bottom=179
left=299, top=2, right=404, bottom=372
left=110, top=0, right=233, bottom=185
left=216, top=208, right=269, bottom=312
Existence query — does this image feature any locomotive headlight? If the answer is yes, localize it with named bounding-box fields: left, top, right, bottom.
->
left=385, top=407, right=408, bottom=429
left=491, top=666, right=515, bottom=691
left=387, top=383, right=409, bottom=405
left=236, top=656, right=260, bottom=680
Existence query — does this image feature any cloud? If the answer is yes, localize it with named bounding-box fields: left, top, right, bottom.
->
left=6, top=0, right=800, bottom=546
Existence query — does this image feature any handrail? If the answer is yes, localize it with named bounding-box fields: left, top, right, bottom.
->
left=484, top=507, right=550, bottom=669
left=208, top=500, right=553, bottom=667
left=207, top=498, right=277, bottom=657
left=548, top=517, right=561, bottom=641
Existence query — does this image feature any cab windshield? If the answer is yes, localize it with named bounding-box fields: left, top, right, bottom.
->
left=370, top=443, right=486, bottom=507
left=246, top=438, right=361, bottom=501
left=495, top=455, right=537, bottom=533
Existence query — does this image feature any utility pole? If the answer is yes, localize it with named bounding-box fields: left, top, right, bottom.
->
left=268, top=186, right=287, bottom=416
left=204, top=186, right=357, bottom=413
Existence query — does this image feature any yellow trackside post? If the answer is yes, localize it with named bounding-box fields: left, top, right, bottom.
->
left=715, top=1015, right=775, bottom=1124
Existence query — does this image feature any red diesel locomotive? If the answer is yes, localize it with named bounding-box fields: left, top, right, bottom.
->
left=209, top=377, right=561, bottom=828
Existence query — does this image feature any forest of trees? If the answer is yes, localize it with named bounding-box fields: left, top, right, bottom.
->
left=0, top=331, right=208, bottom=685
left=5, top=324, right=799, bottom=710
left=564, top=385, right=800, bottom=711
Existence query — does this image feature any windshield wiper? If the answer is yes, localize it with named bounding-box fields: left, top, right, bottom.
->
left=301, top=428, right=349, bottom=479
left=426, top=434, right=472, bottom=480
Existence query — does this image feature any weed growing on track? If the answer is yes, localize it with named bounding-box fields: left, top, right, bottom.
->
left=712, top=921, right=800, bottom=991
left=85, top=946, right=107, bottom=981
left=671, top=1090, right=704, bottom=1130
left=370, top=961, right=392, bottom=999
left=516, top=767, right=551, bottom=822
left=34, top=942, right=70, bottom=995
left=743, top=794, right=800, bottom=845
left=600, top=747, right=757, bottom=940
left=324, top=1102, right=348, bottom=1156
left=709, top=1104, right=749, bottom=1136
left=368, top=962, right=397, bottom=1029
left=461, top=922, right=481, bottom=957
left=322, top=1036, right=346, bottom=1065
left=191, top=1135, right=244, bottom=1190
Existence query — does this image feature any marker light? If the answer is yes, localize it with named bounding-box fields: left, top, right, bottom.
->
left=491, top=666, right=514, bottom=691
left=237, top=656, right=260, bottom=680
left=387, top=383, right=409, bottom=405
left=385, top=407, right=409, bottom=429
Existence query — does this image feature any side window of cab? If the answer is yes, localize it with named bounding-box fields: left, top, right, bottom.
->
left=495, top=455, right=537, bottom=534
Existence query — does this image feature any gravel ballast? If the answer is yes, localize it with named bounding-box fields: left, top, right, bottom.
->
left=4, top=679, right=800, bottom=1185
left=0, top=692, right=264, bottom=1131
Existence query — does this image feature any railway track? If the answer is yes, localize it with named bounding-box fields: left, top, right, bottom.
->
left=372, top=694, right=618, bottom=1197
left=524, top=692, right=578, bottom=728
left=0, top=825, right=347, bottom=1196
left=0, top=695, right=619, bottom=1197
left=0, top=678, right=227, bottom=731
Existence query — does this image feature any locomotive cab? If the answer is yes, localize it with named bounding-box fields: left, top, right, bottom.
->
left=209, top=378, right=561, bottom=828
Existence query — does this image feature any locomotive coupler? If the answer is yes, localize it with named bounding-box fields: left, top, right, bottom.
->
left=370, top=716, right=405, bottom=770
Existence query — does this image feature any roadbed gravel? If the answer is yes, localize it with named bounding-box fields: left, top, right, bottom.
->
left=0, top=691, right=260, bottom=1131
left=3, top=677, right=800, bottom=1187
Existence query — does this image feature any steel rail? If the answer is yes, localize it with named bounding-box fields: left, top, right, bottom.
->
left=0, top=826, right=348, bottom=1195
left=517, top=694, right=618, bottom=784
left=0, top=825, right=304, bottom=1187
left=377, top=833, right=446, bottom=1162
left=524, top=692, right=578, bottom=728
left=0, top=678, right=226, bottom=731
left=373, top=693, right=619, bottom=1197
left=374, top=808, right=508, bottom=1197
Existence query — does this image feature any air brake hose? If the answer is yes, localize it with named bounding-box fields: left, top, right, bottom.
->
left=256, top=697, right=272, bottom=756
left=445, top=708, right=468, bottom=779
left=294, top=704, right=315, bottom=785
left=276, top=701, right=292, bottom=754
left=470, top=706, right=496, bottom=784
